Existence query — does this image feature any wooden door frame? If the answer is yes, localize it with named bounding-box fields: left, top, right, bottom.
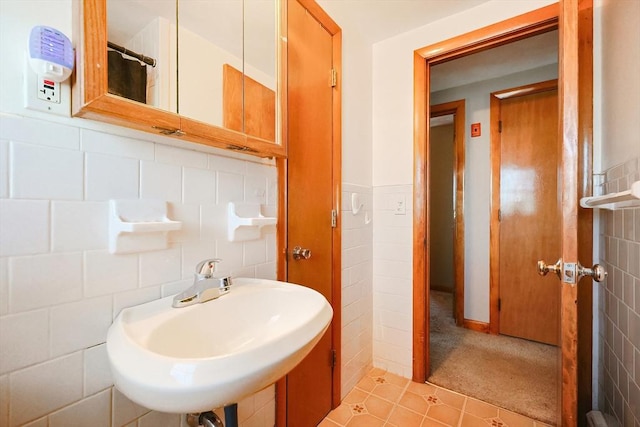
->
left=412, top=3, right=559, bottom=383
left=413, top=2, right=593, bottom=424
left=488, top=79, right=558, bottom=335
left=429, top=100, right=465, bottom=327
left=275, top=0, right=342, bottom=425
left=559, top=0, right=594, bottom=423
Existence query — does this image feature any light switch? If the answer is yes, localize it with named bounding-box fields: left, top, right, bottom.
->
left=392, top=194, right=406, bottom=215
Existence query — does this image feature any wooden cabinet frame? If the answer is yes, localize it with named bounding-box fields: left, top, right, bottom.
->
left=72, top=0, right=287, bottom=158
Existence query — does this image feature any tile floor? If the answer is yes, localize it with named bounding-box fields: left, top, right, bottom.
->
left=319, top=368, right=553, bottom=427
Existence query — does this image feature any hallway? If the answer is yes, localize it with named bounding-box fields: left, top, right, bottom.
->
left=429, top=291, right=557, bottom=423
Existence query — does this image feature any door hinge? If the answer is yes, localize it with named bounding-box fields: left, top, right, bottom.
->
left=498, top=120, right=502, bottom=133
left=330, top=68, right=337, bottom=87
left=331, top=209, right=337, bottom=228
left=498, top=298, right=501, bottom=311
left=498, top=209, right=502, bottom=222
left=331, top=349, right=337, bottom=368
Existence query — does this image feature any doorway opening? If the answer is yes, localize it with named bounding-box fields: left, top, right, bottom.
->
left=414, top=2, right=593, bottom=425
left=414, top=5, right=566, bottom=424
left=428, top=101, right=465, bottom=328
left=427, top=80, right=561, bottom=424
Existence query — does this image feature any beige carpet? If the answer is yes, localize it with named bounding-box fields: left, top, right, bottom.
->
left=428, top=291, right=557, bottom=425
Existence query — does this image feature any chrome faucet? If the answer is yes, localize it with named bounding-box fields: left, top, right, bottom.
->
left=172, top=259, right=233, bottom=308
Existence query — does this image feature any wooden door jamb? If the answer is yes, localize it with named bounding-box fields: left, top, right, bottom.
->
left=429, top=100, right=465, bottom=327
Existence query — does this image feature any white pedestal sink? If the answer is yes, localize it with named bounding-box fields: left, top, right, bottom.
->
left=106, top=278, right=333, bottom=413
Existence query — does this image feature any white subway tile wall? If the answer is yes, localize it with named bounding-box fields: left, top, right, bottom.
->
left=85, top=153, right=140, bottom=201
left=0, top=141, right=9, bottom=199
left=10, top=353, right=84, bottom=426
left=139, top=160, right=183, bottom=202
left=11, top=142, right=84, bottom=200
left=182, top=167, right=216, bottom=204
left=372, top=185, right=414, bottom=379
left=341, top=184, right=374, bottom=398
left=0, top=115, right=277, bottom=426
left=51, top=201, right=109, bottom=251
left=0, top=200, right=49, bottom=257
left=598, top=157, right=640, bottom=426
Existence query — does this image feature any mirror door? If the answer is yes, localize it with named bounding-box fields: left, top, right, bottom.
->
left=177, top=0, right=243, bottom=128
left=239, top=0, right=278, bottom=141
left=107, top=0, right=178, bottom=113
left=106, top=0, right=280, bottom=144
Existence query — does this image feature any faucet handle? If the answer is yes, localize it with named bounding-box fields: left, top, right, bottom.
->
left=195, top=259, right=221, bottom=278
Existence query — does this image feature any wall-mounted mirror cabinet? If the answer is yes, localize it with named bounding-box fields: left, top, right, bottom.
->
left=73, top=0, right=286, bottom=158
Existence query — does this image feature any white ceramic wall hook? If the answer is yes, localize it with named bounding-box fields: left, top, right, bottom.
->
left=351, top=193, right=364, bottom=215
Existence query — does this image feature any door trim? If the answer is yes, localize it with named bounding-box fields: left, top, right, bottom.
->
left=412, top=3, right=559, bottom=383
left=276, top=0, right=342, bottom=425
left=488, top=79, right=558, bottom=335
left=559, top=1, right=579, bottom=421
left=430, top=100, right=465, bottom=327
left=558, top=0, right=594, bottom=423
left=576, top=1, right=594, bottom=420
left=414, top=2, right=593, bottom=423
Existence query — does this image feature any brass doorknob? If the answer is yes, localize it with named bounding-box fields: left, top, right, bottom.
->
left=537, top=259, right=562, bottom=278
left=578, top=263, right=607, bottom=282
left=292, top=246, right=311, bottom=260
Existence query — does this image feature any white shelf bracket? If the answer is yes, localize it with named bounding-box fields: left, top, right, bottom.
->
left=109, top=200, right=182, bottom=254
left=580, top=180, right=640, bottom=210
left=227, top=202, right=277, bottom=242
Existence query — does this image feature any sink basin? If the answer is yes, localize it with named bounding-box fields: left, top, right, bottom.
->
left=106, top=277, right=333, bottom=413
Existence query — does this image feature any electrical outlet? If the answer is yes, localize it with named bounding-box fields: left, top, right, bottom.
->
left=23, top=53, right=70, bottom=116
left=37, top=77, right=60, bottom=103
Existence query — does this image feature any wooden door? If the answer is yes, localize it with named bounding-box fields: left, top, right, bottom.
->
left=496, top=85, right=560, bottom=345
left=282, top=1, right=340, bottom=426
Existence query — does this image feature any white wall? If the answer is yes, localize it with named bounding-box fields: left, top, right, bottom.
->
left=596, top=0, right=640, bottom=172
left=372, top=0, right=557, bottom=187
left=372, top=184, right=414, bottom=377
left=370, top=0, right=557, bottom=376
left=341, top=184, right=373, bottom=397
left=337, top=17, right=375, bottom=399
left=318, top=3, right=373, bottom=188
left=313, top=6, right=376, bottom=396
left=0, top=1, right=278, bottom=426
left=340, top=32, right=373, bottom=187
left=431, top=64, right=558, bottom=322
left=593, top=0, right=640, bottom=420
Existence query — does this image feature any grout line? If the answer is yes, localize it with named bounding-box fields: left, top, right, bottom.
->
left=456, top=395, right=468, bottom=427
